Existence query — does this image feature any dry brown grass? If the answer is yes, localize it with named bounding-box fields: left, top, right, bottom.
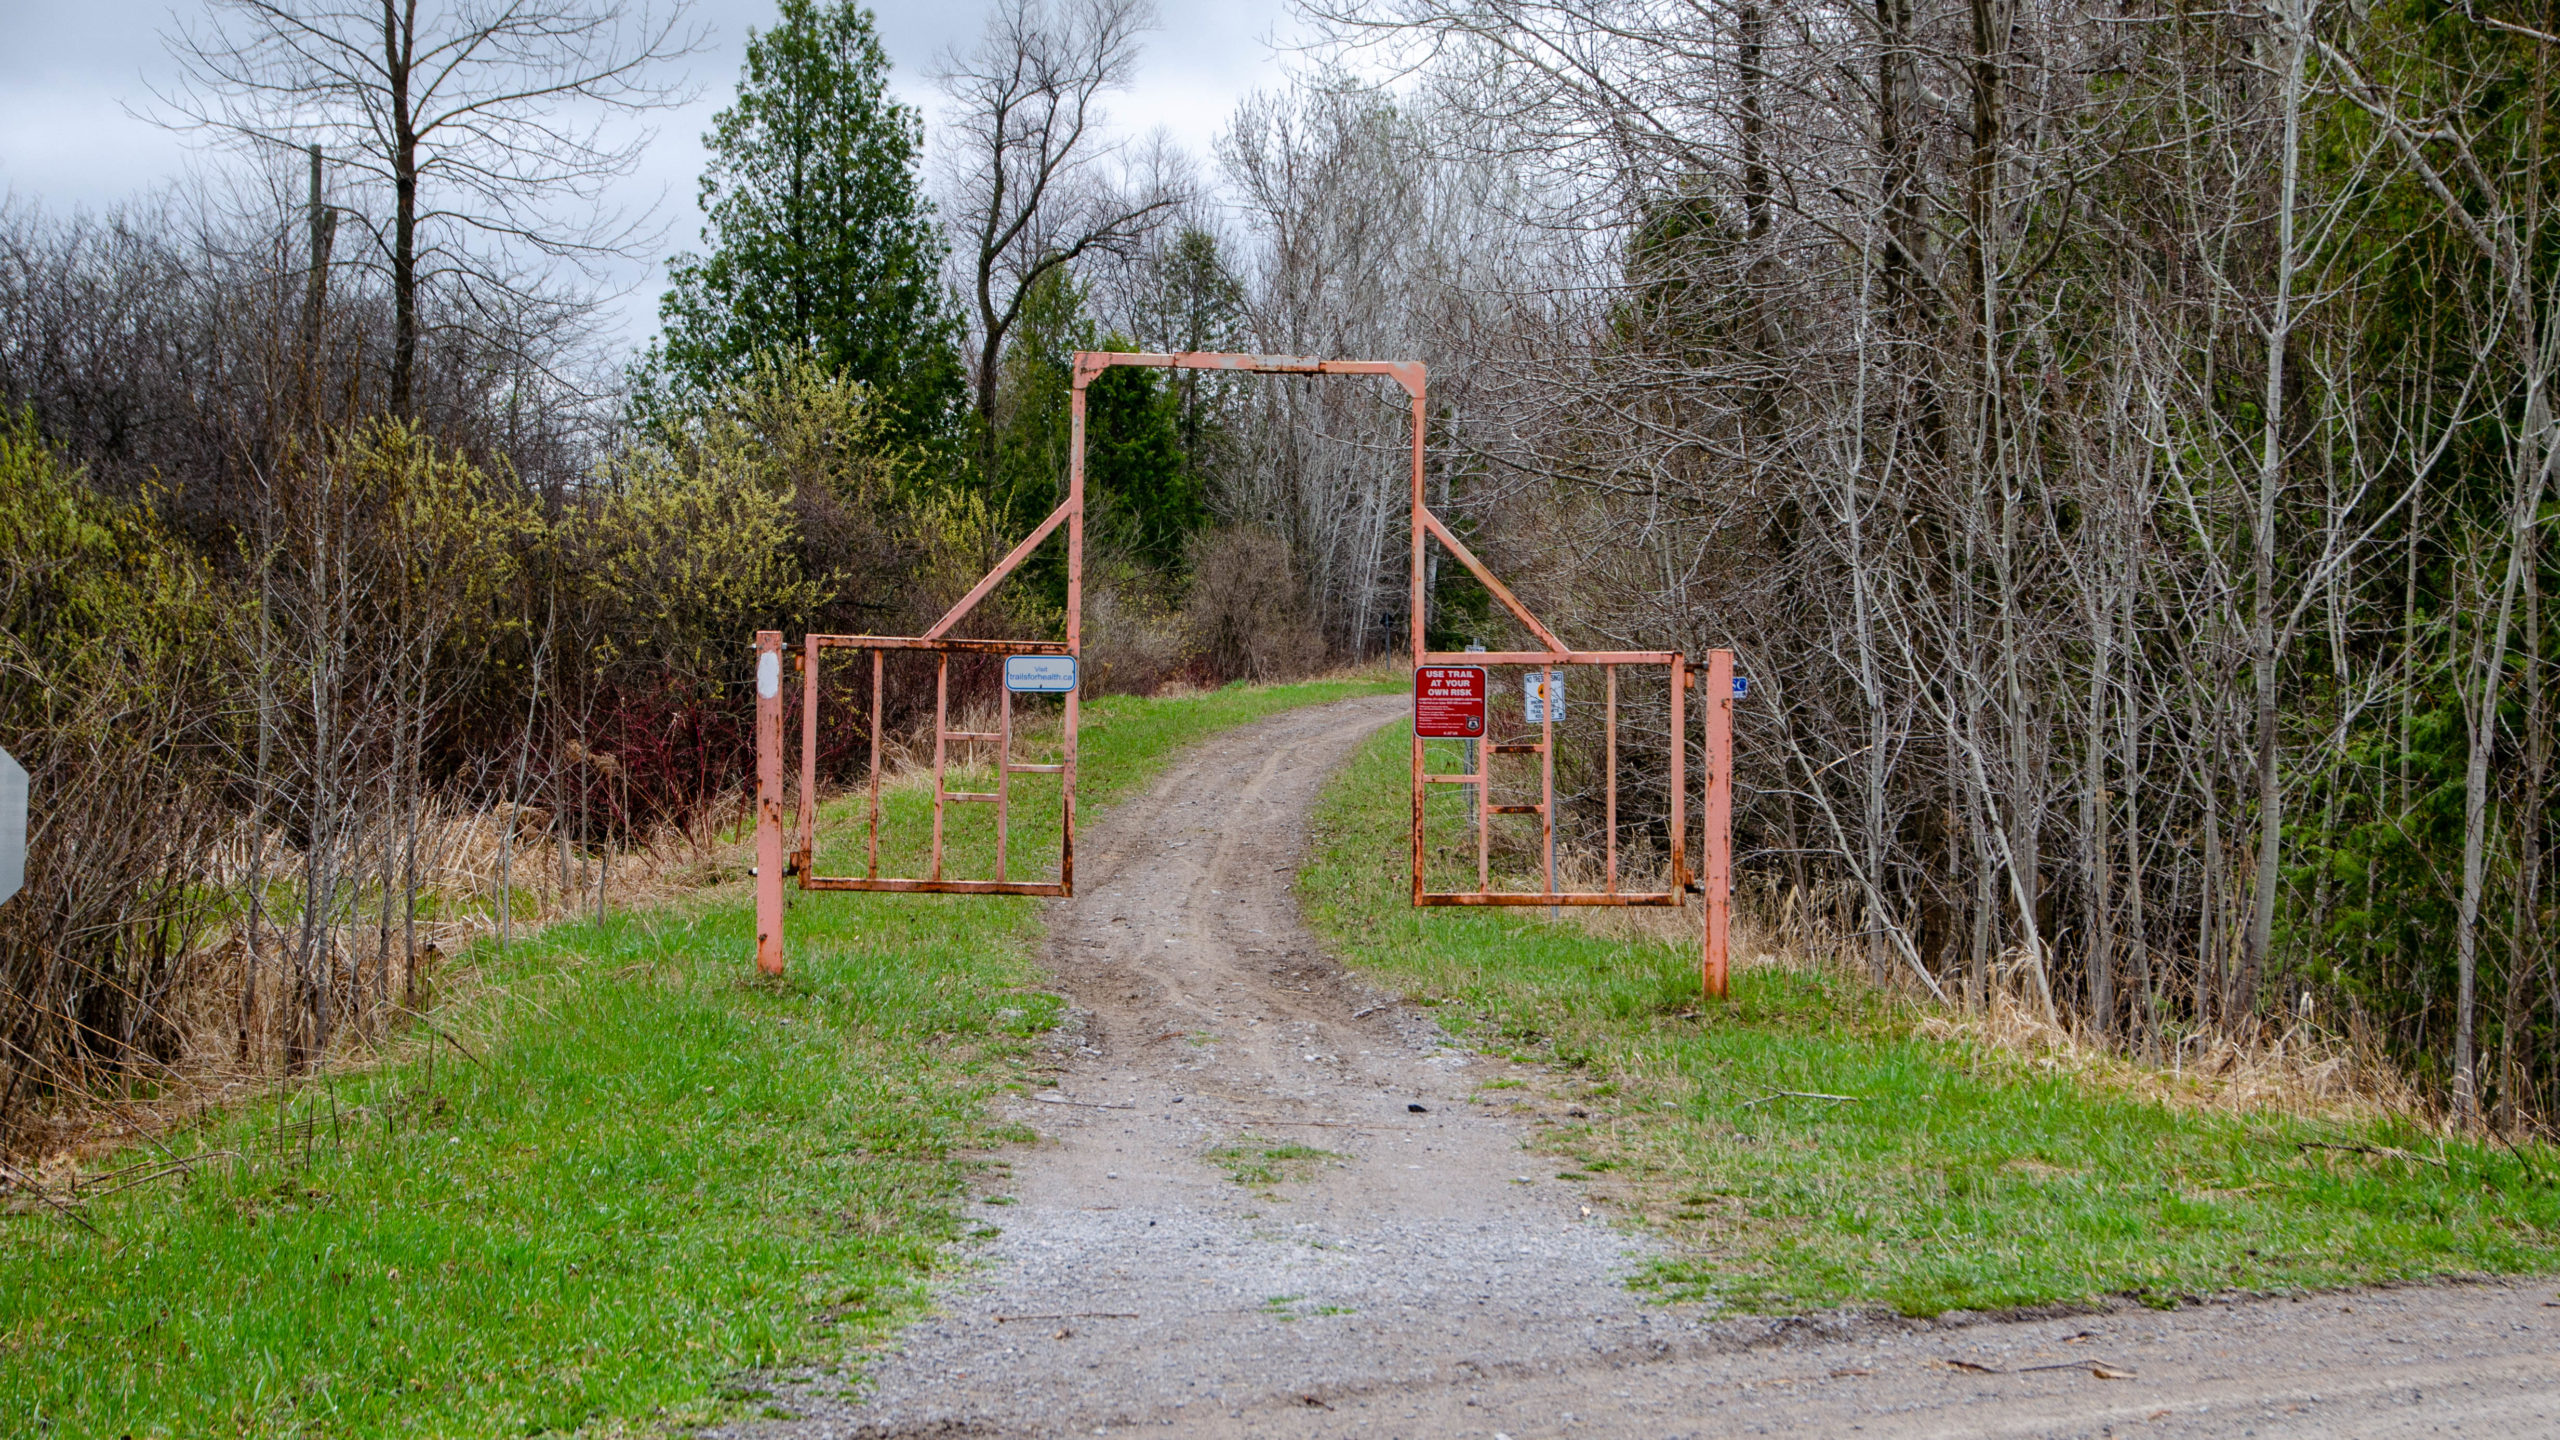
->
left=1911, top=983, right=2429, bottom=1126
left=1539, top=857, right=2435, bottom=1129
left=1546, top=855, right=1795, bottom=964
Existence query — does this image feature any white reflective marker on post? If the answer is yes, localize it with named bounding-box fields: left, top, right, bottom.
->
left=1004, top=654, right=1079, bottom=693
left=0, top=747, right=23, bottom=908
left=757, top=651, right=781, bottom=698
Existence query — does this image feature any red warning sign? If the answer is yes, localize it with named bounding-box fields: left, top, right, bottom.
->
left=1414, top=665, right=1488, bottom=737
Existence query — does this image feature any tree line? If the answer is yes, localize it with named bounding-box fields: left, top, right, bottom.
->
left=1293, top=0, right=2560, bottom=1125
left=7, top=0, right=2550, bottom=1143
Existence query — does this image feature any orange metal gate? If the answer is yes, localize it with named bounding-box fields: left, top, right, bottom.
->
left=752, top=349, right=1734, bottom=997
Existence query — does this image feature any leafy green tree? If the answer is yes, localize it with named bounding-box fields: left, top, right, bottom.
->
left=990, top=266, right=1086, bottom=537
left=641, top=0, right=961, bottom=445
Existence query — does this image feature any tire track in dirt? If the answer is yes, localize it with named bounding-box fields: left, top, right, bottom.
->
left=721, top=695, right=2560, bottom=1439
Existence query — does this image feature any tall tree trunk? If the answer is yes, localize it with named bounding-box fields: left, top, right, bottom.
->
left=2082, top=565, right=2116, bottom=1035
left=2401, top=497, right=2422, bottom=816
left=2124, top=735, right=2151, bottom=1046
left=1875, top=0, right=1919, bottom=319
left=302, top=143, right=335, bottom=386
left=243, top=473, right=279, bottom=1068
left=1844, top=267, right=1893, bottom=987
left=971, top=149, right=1011, bottom=485
left=2523, top=508, right=2548, bottom=1120
left=2238, top=0, right=2314, bottom=1030
left=1967, top=765, right=1998, bottom=1009
left=2455, top=403, right=2548, bottom=1123
left=2198, top=724, right=2224, bottom=1030
left=1739, top=0, right=1769, bottom=246
left=386, top=0, right=419, bottom=418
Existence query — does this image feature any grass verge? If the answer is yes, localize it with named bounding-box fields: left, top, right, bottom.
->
left=1303, top=721, right=2560, bottom=1317
left=0, top=673, right=1395, bottom=1439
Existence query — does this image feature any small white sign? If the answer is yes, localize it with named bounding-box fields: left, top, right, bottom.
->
left=756, top=651, right=780, bottom=698
left=1005, top=654, right=1079, bottom=693
left=1523, top=669, right=1565, bottom=724
left=0, top=747, right=23, bottom=908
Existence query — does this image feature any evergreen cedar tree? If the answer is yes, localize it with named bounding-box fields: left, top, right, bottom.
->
left=645, top=0, right=964, bottom=448
left=643, top=0, right=1198, bottom=585
left=989, top=266, right=1203, bottom=601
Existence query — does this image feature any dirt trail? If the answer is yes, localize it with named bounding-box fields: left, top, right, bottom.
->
left=728, top=695, right=2560, bottom=1439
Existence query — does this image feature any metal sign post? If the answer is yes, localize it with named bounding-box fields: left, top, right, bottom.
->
left=1463, top=641, right=1487, bottom=827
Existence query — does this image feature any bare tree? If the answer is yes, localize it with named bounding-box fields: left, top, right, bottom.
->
left=154, top=0, right=701, bottom=417
left=935, top=0, right=1182, bottom=461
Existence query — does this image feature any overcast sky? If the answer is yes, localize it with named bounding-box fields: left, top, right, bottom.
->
left=0, top=0, right=1310, bottom=349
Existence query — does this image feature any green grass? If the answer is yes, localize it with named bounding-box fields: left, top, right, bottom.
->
left=1256, top=1294, right=1354, bottom=1322
left=0, top=673, right=1396, bottom=1439
left=1205, top=1137, right=1341, bottom=1193
left=1304, top=721, right=2560, bottom=1317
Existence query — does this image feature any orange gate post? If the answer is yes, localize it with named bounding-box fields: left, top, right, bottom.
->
left=754, top=630, right=787, bottom=976
left=1701, top=648, right=1734, bottom=1000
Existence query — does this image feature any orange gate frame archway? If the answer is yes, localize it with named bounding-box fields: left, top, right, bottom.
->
left=1400, top=423, right=1735, bottom=999
left=752, top=350, right=1734, bottom=997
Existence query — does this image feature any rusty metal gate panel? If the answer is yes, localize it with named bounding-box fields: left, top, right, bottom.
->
left=1410, top=649, right=1687, bottom=906
left=1404, top=498, right=1693, bottom=909
left=793, top=635, right=1078, bottom=897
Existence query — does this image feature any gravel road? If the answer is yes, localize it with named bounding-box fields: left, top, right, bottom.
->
left=721, top=694, right=2560, bottom=1439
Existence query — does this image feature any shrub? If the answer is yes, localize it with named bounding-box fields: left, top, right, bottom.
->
left=1082, top=578, right=1189, bottom=696
left=1185, top=526, right=1328, bottom=683
left=0, top=412, right=230, bottom=1150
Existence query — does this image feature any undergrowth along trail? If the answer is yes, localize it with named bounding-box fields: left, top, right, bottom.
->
left=0, top=673, right=1396, bottom=1440
left=1301, top=721, right=2560, bottom=1317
